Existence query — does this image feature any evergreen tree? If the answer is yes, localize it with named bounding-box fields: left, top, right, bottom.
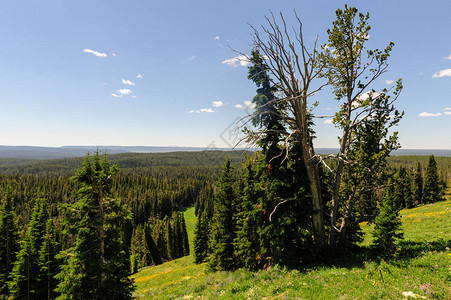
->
left=194, top=185, right=214, bottom=264
left=0, top=186, right=19, bottom=298
left=394, top=166, right=413, bottom=209
left=423, top=155, right=441, bottom=203
left=56, top=152, right=134, bottom=300
left=8, top=197, right=50, bottom=299
left=193, top=214, right=210, bottom=264
left=372, top=185, right=403, bottom=256
left=234, top=160, right=261, bottom=269
left=38, top=219, right=61, bottom=300
left=180, top=213, right=190, bottom=256
left=143, top=224, right=162, bottom=266
left=209, top=157, right=237, bottom=270
left=413, top=162, right=423, bottom=205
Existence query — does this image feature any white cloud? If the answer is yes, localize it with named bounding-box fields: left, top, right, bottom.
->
left=432, top=69, right=451, bottom=78
left=191, top=55, right=196, bottom=60
left=244, top=100, right=256, bottom=109
left=234, top=104, right=244, bottom=109
left=212, top=101, right=223, bottom=107
left=385, top=79, right=394, bottom=85
left=121, top=79, right=135, bottom=86
left=136, top=74, right=143, bottom=79
left=357, top=91, right=382, bottom=101
left=117, top=89, right=132, bottom=95
left=214, top=36, right=220, bottom=40
left=131, top=95, right=137, bottom=99
left=188, top=108, right=215, bottom=114
left=111, top=93, right=122, bottom=98
left=444, top=111, right=451, bottom=115
left=112, top=53, right=117, bottom=57
left=222, top=55, right=250, bottom=67
left=418, top=112, right=442, bottom=117
left=444, top=107, right=451, bottom=111
left=83, top=48, right=108, bottom=58
left=323, top=119, right=333, bottom=124
left=445, top=54, right=451, bottom=60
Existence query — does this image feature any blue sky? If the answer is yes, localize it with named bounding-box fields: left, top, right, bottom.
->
left=0, top=0, right=450, bottom=149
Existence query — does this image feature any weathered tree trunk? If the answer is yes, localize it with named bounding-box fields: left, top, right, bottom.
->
left=329, top=83, right=353, bottom=247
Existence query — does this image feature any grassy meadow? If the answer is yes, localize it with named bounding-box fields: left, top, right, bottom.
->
left=133, top=192, right=451, bottom=299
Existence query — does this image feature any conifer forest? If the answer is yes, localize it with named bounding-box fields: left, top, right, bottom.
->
left=1, top=4, right=451, bottom=300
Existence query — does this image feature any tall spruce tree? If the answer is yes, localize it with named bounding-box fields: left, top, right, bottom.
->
left=372, top=185, right=403, bottom=256
left=209, top=157, right=237, bottom=270
left=423, top=155, right=441, bottom=203
left=8, top=197, right=51, bottom=299
left=394, top=166, right=413, bottom=209
left=56, top=152, right=134, bottom=300
left=38, top=219, right=61, bottom=300
left=413, top=162, right=423, bottom=205
left=0, top=186, right=19, bottom=298
left=234, top=159, right=261, bottom=269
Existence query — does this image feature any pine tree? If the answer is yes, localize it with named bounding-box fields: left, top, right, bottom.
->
left=209, top=157, right=237, bottom=270
left=56, top=152, right=134, bottom=299
left=193, top=186, right=213, bottom=264
left=394, top=167, right=413, bottom=209
left=9, top=196, right=51, bottom=299
left=38, top=219, right=61, bottom=300
left=0, top=186, right=19, bottom=298
left=372, top=185, right=403, bottom=257
left=423, top=155, right=441, bottom=203
left=413, top=162, right=423, bottom=205
left=234, top=159, right=261, bottom=269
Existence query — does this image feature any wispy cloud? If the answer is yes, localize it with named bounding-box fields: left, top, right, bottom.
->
left=214, top=36, right=220, bottom=40
left=83, top=48, right=108, bottom=58
left=222, top=55, right=250, bottom=67
left=121, top=79, right=135, bottom=86
left=244, top=100, right=256, bottom=109
left=131, top=95, right=137, bottom=99
left=234, top=104, right=244, bottom=109
left=445, top=111, right=451, bottom=115
left=444, top=107, right=451, bottom=111
left=112, top=53, right=117, bottom=57
left=418, top=112, right=442, bottom=117
left=191, top=55, right=196, bottom=60
left=188, top=108, right=215, bottom=114
left=212, top=101, right=223, bottom=107
left=136, top=74, right=143, bottom=79
left=117, top=89, right=132, bottom=95
left=432, top=69, right=451, bottom=78
left=385, top=79, right=394, bottom=85
left=323, top=119, right=333, bottom=124
left=445, top=54, right=451, bottom=60
left=111, top=93, right=122, bottom=98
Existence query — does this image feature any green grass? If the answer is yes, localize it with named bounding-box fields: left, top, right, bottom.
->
left=183, top=207, right=196, bottom=254
left=133, top=199, right=451, bottom=299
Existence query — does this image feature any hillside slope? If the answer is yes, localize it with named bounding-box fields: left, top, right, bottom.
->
left=133, top=196, right=451, bottom=299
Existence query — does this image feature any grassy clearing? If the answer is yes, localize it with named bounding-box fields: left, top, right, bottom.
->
left=134, top=198, right=451, bottom=299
